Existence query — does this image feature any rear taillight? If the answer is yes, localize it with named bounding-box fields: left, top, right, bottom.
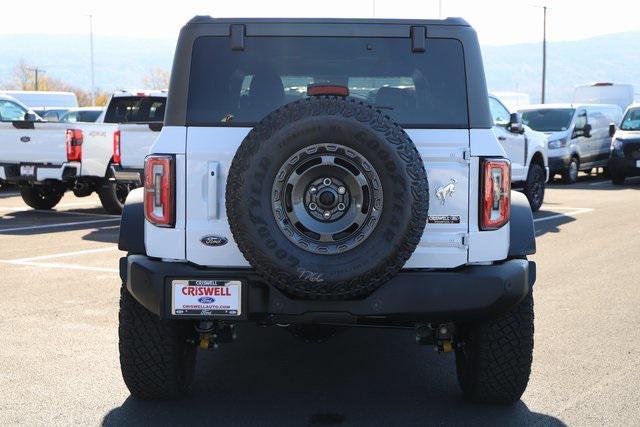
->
left=113, top=130, right=121, bottom=165
left=480, top=159, right=511, bottom=230
left=65, top=129, right=83, bottom=162
left=144, top=155, right=175, bottom=227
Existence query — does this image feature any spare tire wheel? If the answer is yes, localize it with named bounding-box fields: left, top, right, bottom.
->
left=226, top=96, right=429, bottom=299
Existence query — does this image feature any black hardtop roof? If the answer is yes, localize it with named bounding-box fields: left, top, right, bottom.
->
left=164, top=14, right=491, bottom=129
left=186, top=16, right=469, bottom=27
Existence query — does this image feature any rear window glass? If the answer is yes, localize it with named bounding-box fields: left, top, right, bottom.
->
left=104, top=97, right=166, bottom=123
left=521, top=108, right=576, bottom=132
left=187, top=36, right=469, bottom=128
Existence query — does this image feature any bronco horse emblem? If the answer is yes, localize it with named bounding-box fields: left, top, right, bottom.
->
left=435, top=178, right=457, bottom=206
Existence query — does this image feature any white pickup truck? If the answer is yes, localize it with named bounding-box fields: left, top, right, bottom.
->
left=0, top=90, right=166, bottom=213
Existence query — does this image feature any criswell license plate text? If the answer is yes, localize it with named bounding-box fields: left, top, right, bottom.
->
left=172, top=280, right=241, bottom=316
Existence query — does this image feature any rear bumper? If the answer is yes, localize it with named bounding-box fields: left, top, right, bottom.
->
left=0, top=162, right=79, bottom=183
left=121, top=255, right=535, bottom=324
left=110, top=165, right=142, bottom=184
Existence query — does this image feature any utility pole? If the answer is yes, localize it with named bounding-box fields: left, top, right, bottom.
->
left=87, top=14, right=96, bottom=105
left=541, top=5, right=547, bottom=104
left=439, top=0, right=443, bottom=18
left=372, top=0, right=376, bottom=17
left=27, top=67, right=45, bottom=91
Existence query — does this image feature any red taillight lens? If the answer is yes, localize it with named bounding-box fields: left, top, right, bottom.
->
left=480, top=159, right=511, bottom=230
left=144, top=155, right=175, bottom=227
left=113, top=130, right=121, bottom=165
left=66, top=129, right=83, bottom=162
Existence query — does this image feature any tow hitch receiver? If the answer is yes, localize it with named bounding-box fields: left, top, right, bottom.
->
left=195, top=321, right=236, bottom=350
left=415, top=323, right=455, bottom=353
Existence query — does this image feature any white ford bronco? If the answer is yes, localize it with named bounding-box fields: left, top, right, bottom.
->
left=118, top=17, right=537, bottom=405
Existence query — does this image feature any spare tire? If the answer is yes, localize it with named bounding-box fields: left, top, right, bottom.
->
left=227, top=96, right=428, bottom=299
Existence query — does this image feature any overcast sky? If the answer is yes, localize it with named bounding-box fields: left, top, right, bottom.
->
left=2, top=0, right=638, bottom=45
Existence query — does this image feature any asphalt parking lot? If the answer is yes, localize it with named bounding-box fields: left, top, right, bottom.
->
left=1, top=175, right=640, bottom=426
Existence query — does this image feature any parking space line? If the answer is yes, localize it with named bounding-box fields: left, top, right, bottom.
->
left=10, top=246, right=118, bottom=263
left=0, top=218, right=119, bottom=233
left=534, top=208, right=594, bottom=223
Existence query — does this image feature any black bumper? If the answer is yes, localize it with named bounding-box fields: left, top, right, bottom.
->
left=609, top=156, right=640, bottom=177
left=548, top=156, right=569, bottom=174
left=121, top=255, right=535, bottom=324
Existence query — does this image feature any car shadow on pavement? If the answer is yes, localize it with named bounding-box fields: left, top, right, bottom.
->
left=547, top=174, right=640, bottom=191
left=102, top=324, right=565, bottom=427
left=533, top=210, right=577, bottom=238
left=0, top=209, right=119, bottom=236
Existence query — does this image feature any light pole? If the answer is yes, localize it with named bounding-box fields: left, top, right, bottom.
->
left=537, top=5, right=549, bottom=104
left=87, top=14, right=96, bottom=105
left=439, top=0, right=443, bottom=18
left=27, top=67, right=45, bottom=90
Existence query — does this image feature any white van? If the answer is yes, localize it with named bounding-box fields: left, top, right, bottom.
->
left=0, top=91, right=78, bottom=109
left=519, top=103, right=622, bottom=183
left=573, top=83, right=634, bottom=112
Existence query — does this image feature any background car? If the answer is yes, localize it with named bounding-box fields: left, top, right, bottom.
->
left=489, top=95, right=548, bottom=211
left=519, top=103, right=621, bottom=183
left=609, top=103, right=640, bottom=184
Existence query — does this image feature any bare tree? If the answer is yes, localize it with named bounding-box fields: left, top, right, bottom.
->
left=11, top=59, right=34, bottom=90
left=142, top=67, right=170, bottom=90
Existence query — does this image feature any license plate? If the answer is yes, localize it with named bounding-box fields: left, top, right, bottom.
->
left=636, top=160, right=640, bottom=168
left=171, top=280, right=241, bottom=316
left=20, top=165, right=35, bottom=176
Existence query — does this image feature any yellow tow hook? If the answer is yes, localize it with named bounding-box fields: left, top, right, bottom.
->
left=199, top=332, right=214, bottom=350
left=440, top=340, right=453, bottom=353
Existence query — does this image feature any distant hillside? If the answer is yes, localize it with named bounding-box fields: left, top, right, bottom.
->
left=0, top=34, right=174, bottom=91
left=482, top=31, right=640, bottom=103
left=1, top=31, right=639, bottom=103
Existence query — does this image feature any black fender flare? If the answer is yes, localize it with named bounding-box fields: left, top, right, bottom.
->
left=118, top=187, right=145, bottom=282
left=509, top=191, right=536, bottom=257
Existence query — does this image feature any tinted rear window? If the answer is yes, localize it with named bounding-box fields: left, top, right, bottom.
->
left=104, top=96, right=166, bottom=123
left=521, top=108, right=576, bottom=132
left=187, top=36, right=468, bottom=128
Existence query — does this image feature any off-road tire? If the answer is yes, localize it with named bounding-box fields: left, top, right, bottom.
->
left=523, top=163, right=545, bottom=212
left=118, top=284, right=196, bottom=400
left=98, top=171, right=136, bottom=214
left=19, top=185, right=64, bottom=210
left=226, top=96, right=429, bottom=300
left=562, top=157, right=579, bottom=184
left=611, top=172, right=626, bottom=185
left=455, top=290, right=534, bottom=405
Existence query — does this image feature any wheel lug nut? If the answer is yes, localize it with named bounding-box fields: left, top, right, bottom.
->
left=323, top=211, right=331, bottom=219
left=337, top=203, right=345, bottom=211
left=323, top=178, right=332, bottom=186
left=308, top=203, right=317, bottom=211
left=338, top=186, right=346, bottom=195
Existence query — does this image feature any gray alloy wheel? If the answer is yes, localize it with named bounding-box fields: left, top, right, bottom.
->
left=564, top=157, right=579, bottom=184
left=271, top=143, right=383, bottom=255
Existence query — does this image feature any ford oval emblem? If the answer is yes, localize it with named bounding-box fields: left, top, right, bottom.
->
left=20, top=136, right=31, bottom=143
left=201, top=235, right=228, bottom=247
left=198, top=297, right=215, bottom=304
